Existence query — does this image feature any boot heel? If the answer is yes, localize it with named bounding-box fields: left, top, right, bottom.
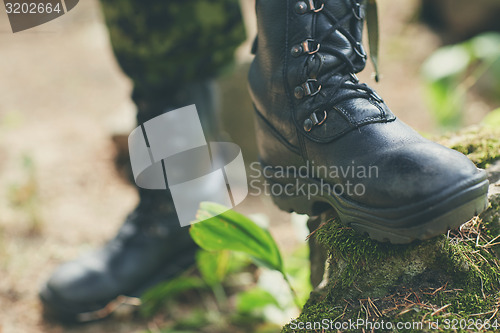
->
left=270, top=192, right=315, bottom=215
left=266, top=178, right=330, bottom=216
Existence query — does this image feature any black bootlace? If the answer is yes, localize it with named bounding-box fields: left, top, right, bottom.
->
left=298, top=0, right=382, bottom=132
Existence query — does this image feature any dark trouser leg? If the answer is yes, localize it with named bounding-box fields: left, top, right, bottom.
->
left=101, top=0, right=245, bottom=134
left=39, top=0, right=245, bottom=322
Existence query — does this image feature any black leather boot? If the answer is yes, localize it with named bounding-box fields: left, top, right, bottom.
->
left=39, top=81, right=220, bottom=322
left=249, top=0, right=489, bottom=243
left=39, top=190, right=197, bottom=322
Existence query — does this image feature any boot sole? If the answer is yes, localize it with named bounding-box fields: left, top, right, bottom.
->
left=39, top=246, right=197, bottom=323
left=264, top=166, right=489, bottom=244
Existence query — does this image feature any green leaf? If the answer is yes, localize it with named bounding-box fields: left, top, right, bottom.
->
left=226, top=251, right=252, bottom=273
left=196, top=249, right=229, bottom=287
left=470, top=32, right=500, bottom=60
left=421, top=44, right=471, bottom=81
left=283, top=245, right=313, bottom=306
left=190, top=202, right=283, bottom=272
left=236, top=288, right=281, bottom=314
left=170, top=309, right=211, bottom=332
left=424, top=80, right=464, bottom=128
left=140, top=276, right=205, bottom=316
left=482, top=108, right=500, bottom=127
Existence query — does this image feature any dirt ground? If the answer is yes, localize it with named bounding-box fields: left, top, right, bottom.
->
left=0, top=1, right=481, bottom=332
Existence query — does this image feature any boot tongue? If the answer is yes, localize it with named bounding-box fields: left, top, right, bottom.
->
left=306, top=52, right=350, bottom=79
left=308, top=1, right=366, bottom=76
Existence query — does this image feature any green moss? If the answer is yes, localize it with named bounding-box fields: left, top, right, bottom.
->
left=314, top=212, right=414, bottom=264
left=283, top=195, right=500, bottom=333
left=438, top=126, right=500, bottom=169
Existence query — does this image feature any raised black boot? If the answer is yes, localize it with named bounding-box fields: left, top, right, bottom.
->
left=249, top=0, right=489, bottom=243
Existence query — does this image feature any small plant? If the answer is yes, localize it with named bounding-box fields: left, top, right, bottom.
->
left=8, top=154, right=42, bottom=235
left=421, top=32, right=500, bottom=129
left=140, top=203, right=310, bottom=333
left=190, top=202, right=302, bottom=309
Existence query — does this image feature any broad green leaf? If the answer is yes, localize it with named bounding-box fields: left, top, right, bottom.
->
left=226, top=251, right=252, bottom=274
left=421, top=44, right=471, bottom=81
left=196, top=249, right=229, bottom=287
left=190, top=202, right=283, bottom=272
left=236, top=288, right=280, bottom=313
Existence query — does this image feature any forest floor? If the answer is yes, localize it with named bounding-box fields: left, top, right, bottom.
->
left=0, top=1, right=487, bottom=332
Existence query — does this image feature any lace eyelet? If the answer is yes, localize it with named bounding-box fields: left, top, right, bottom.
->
left=295, top=0, right=323, bottom=14
left=291, top=45, right=303, bottom=57
left=354, top=42, right=367, bottom=60
left=295, top=79, right=322, bottom=99
left=304, top=110, right=328, bottom=132
left=295, top=1, right=308, bottom=14
left=303, top=118, right=314, bottom=132
left=370, top=90, right=384, bottom=103
left=291, top=39, right=320, bottom=57
left=352, top=1, right=363, bottom=20
left=308, top=0, right=324, bottom=12
left=302, top=39, right=320, bottom=54
left=294, top=86, right=305, bottom=99
left=314, top=110, right=328, bottom=126
left=303, top=79, right=322, bottom=97
left=349, top=73, right=360, bottom=83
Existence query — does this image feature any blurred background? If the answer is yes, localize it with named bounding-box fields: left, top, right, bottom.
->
left=0, top=0, right=499, bottom=332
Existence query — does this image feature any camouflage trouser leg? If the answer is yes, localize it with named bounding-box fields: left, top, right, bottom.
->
left=100, top=0, right=245, bottom=125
